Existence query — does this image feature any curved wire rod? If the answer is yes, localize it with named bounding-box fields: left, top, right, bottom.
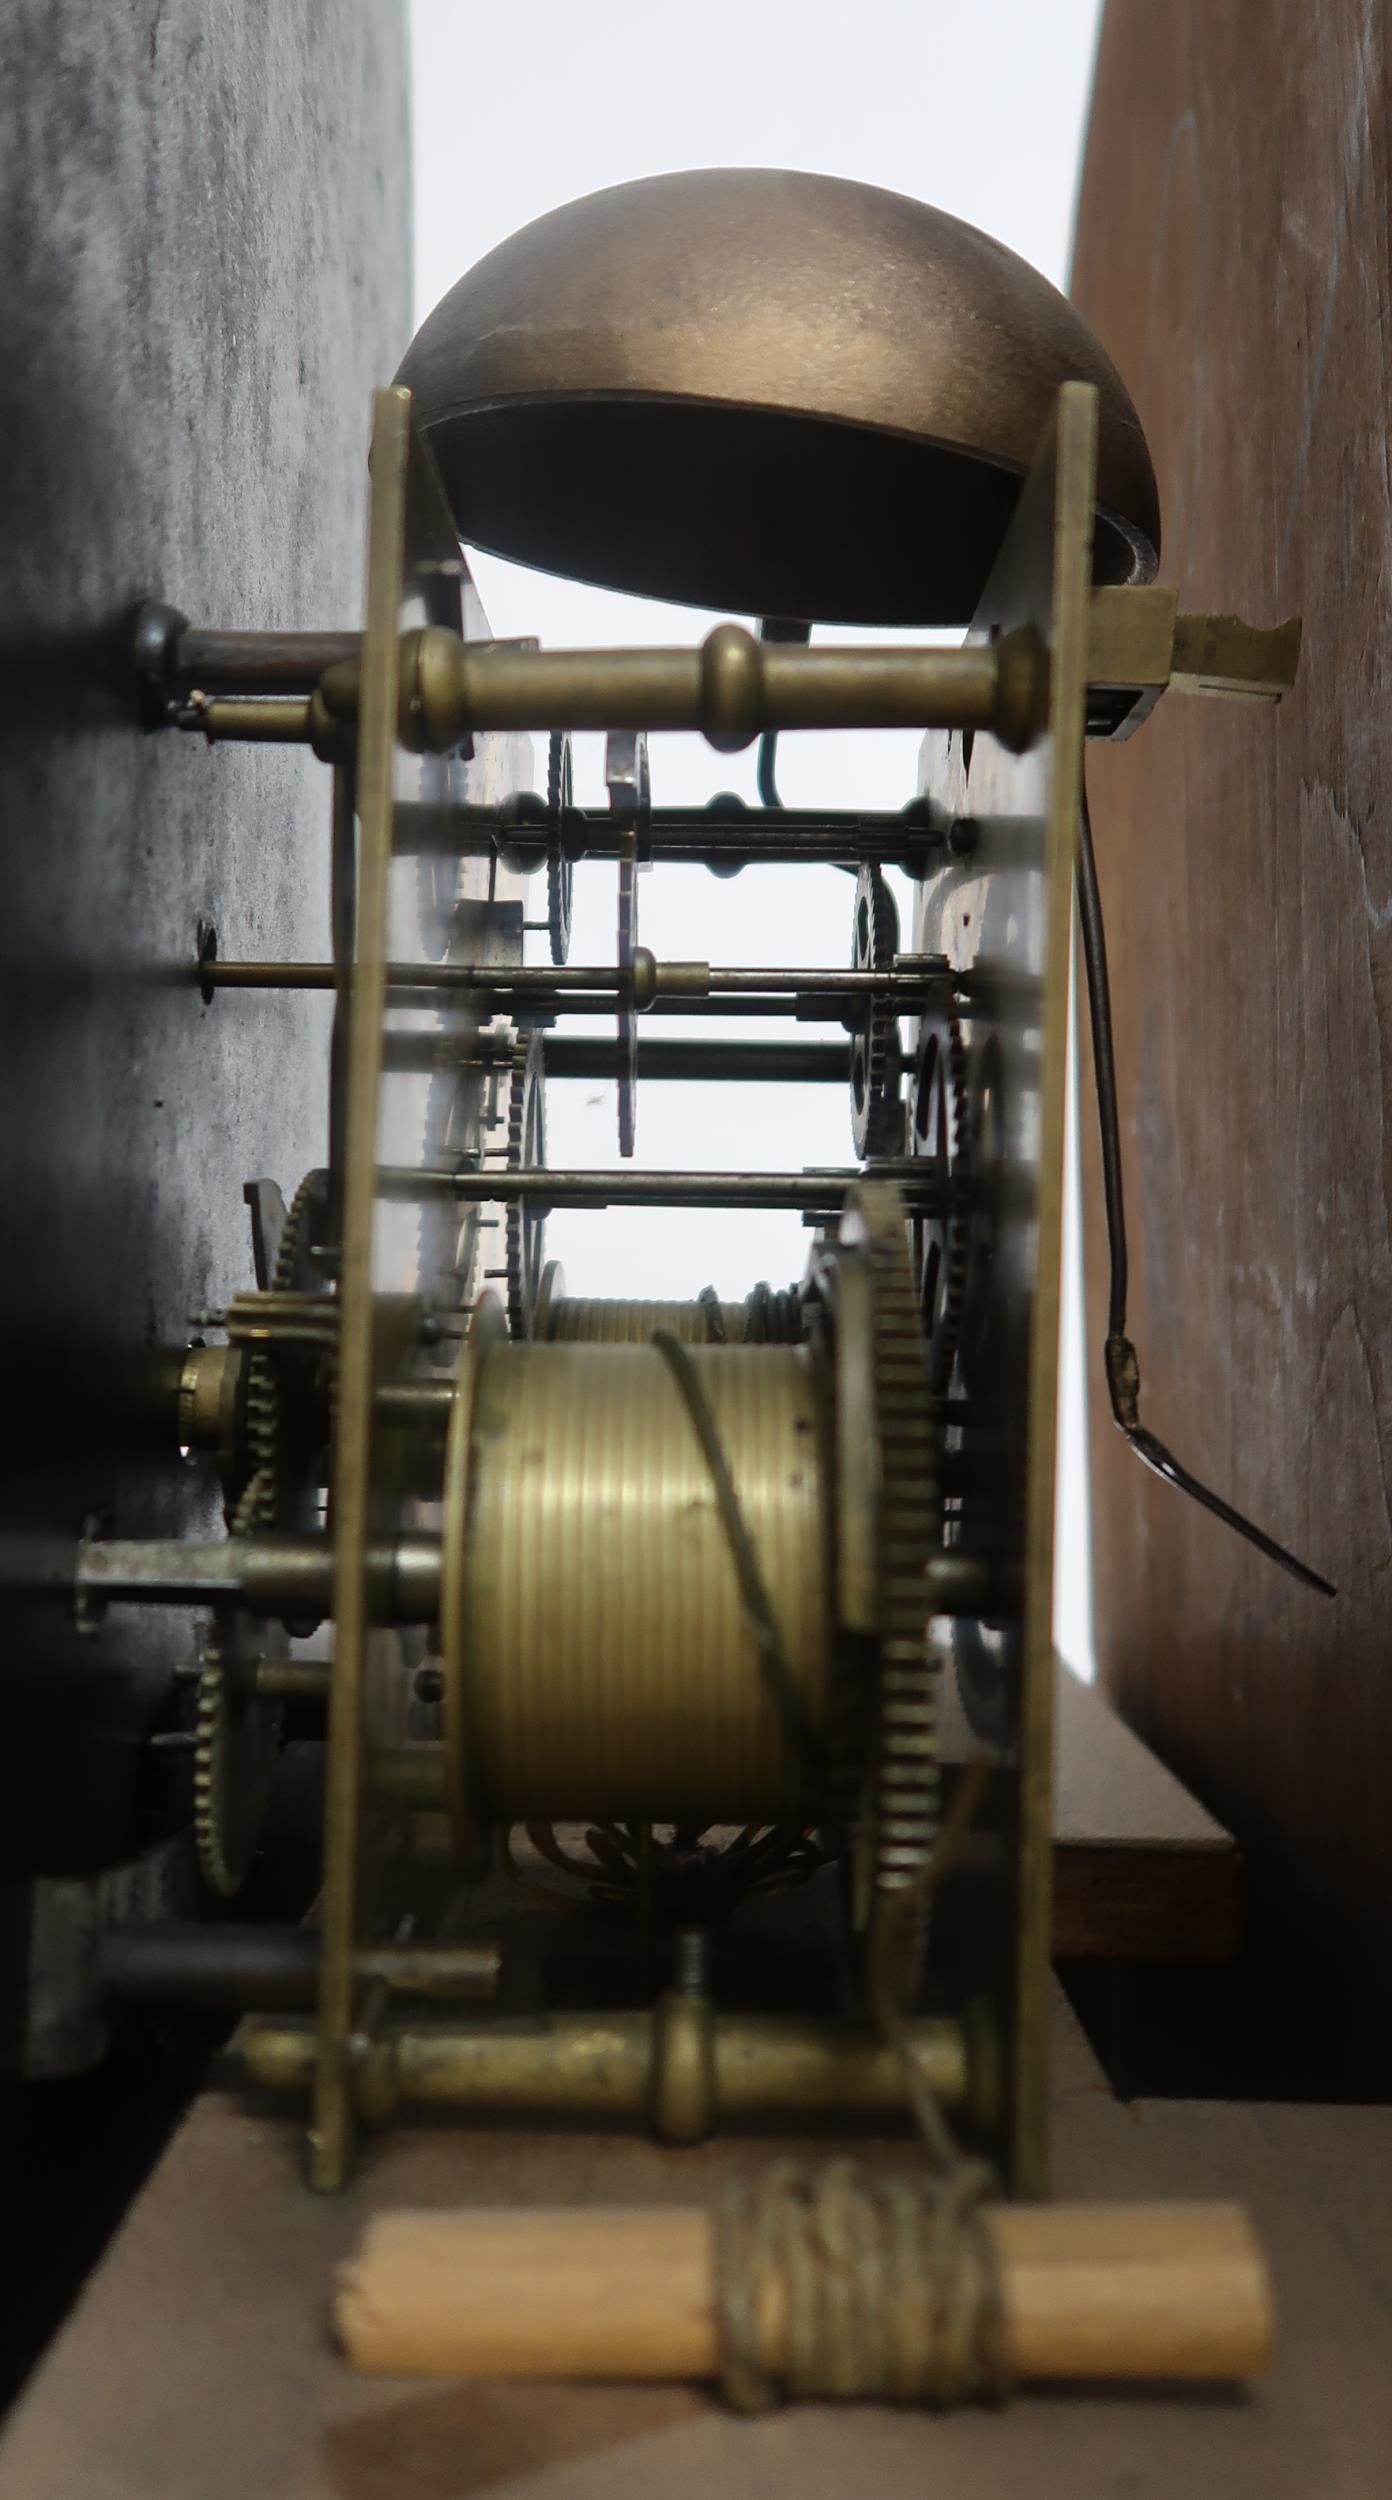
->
left=1077, top=777, right=1334, bottom=1598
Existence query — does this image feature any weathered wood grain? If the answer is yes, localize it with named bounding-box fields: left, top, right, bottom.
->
left=1072, top=0, right=1392, bottom=2081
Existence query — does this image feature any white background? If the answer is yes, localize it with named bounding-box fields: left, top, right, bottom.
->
left=408, top=0, right=1105, bottom=1668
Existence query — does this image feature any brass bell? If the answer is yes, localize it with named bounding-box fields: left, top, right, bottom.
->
left=398, top=166, right=1159, bottom=625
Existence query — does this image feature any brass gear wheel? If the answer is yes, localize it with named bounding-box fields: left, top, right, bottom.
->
left=848, top=865, right=903, bottom=1160
left=237, top=1168, right=332, bottom=1533
left=909, top=1014, right=971, bottom=1393
left=608, top=728, right=650, bottom=1157
left=504, top=1030, right=547, bottom=1339
left=197, top=1171, right=327, bottom=1892
left=417, top=1014, right=488, bottom=1316
left=193, top=1612, right=282, bottom=1899
left=546, top=729, right=574, bottom=966
left=844, top=1179, right=944, bottom=2011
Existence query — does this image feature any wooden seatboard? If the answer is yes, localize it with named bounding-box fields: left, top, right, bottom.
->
left=1052, top=1662, right=1240, bottom=1959
left=3, top=1984, right=1389, bottom=2499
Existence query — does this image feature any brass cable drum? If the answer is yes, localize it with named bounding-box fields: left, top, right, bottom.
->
left=441, top=1337, right=833, bottom=1835
left=540, top=1298, right=744, bottom=1345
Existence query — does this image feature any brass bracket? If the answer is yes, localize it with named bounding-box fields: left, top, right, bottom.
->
left=1087, top=586, right=1302, bottom=741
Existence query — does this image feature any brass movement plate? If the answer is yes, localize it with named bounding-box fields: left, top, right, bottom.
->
left=312, top=390, right=528, bottom=2189
left=916, top=380, right=1097, bottom=2193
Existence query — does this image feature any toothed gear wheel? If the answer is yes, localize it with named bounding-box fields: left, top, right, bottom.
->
left=846, top=1179, right=945, bottom=2011
left=607, top=729, right=650, bottom=1157
left=909, top=1015, right=971, bottom=1392
left=616, top=851, right=639, bottom=1157
left=418, top=1019, right=487, bottom=1315
left=546, top=730, right=574, bottom=966
left=197, top=1175, right=324, bottom=1892
left=849, top=865, right=904, bottom=1160
left=240, top=1169, right=331, bottom=1533
left=194, top=1612, right=282, bottom=1899
left=504, top=1031, right=547, bottom=1339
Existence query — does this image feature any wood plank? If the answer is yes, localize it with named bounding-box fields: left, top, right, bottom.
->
left=1051, top=1663, right=1241, bottom=1958
left=1071, top=0, right=1392, bottom=2084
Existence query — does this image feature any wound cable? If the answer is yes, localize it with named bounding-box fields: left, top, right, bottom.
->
left=716, top=2158, right=1009, bottom=2412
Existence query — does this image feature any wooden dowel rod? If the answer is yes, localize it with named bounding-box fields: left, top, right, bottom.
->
left=335, top=2201, right=1272, bottom=2387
